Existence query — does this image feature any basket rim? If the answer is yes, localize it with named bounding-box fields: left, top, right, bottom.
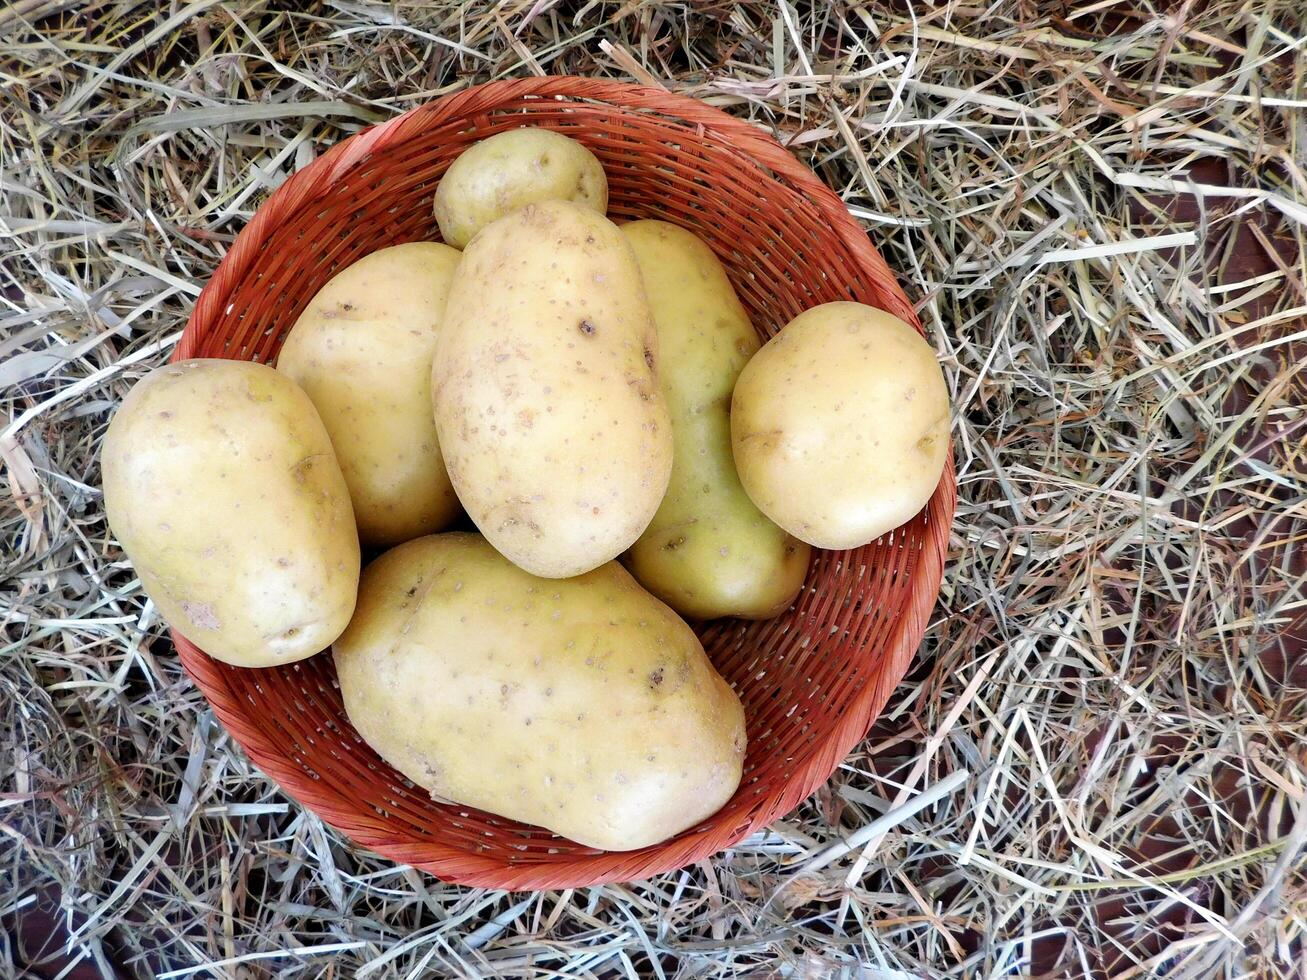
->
left=171, top=75, right=957, bottom=889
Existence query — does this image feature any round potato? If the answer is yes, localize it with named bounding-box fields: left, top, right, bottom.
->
left=731, top=302, right=949, bottom=549
left=277, top=242, right=462, bottom=548
left=333, top=533, right=746, bottom=851
left=102, top=359, right=359, bottom=667
left=434, top=128, right=608, bottom=249
left=622, top=220, right=810, bottom=619
left=432, top=200, right=672, bottom=579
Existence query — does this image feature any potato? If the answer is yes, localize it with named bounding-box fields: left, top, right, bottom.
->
left=621, top=221, right=810, bottom=619
left=333, top=533, right=745, bottom=851
left=102, top=359, right=359, bottom=667
left=432, top=201, right=672, bottom=578
left=731, top=302, right=949, bottom=549
left=276, top=242, right=462, bottom=548
left=434, top=129, right=608, bottom=249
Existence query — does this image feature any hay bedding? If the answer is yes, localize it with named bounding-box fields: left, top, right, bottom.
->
left=2, top=1, right=1304, bottom=977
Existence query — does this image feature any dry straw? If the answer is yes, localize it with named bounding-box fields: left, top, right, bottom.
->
left=2, top=1, right=1304, bottom=977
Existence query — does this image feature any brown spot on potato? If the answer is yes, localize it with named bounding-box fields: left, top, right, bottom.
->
left=290, top=455, right=322, bottom=484
left=649, top=667, right=665, bottom=688
left=578, top=319, right=596, bottom=336
left=180, top=601, right=220, bottom=630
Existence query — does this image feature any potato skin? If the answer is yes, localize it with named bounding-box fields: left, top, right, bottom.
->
left=731, top=302, right=950, bottom=549
left=434, top=129, right=608, bottom=249
left=432, top=201, right=672, bottom=578
left=102, top=359, right=360, bottom=667
left=621, top=221, right=810, bottom=619
left=333, top=533, right=745, bottom=851
left=277, top=243, right=462, bottom=548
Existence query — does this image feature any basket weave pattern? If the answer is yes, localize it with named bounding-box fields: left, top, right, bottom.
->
left=171, top=77, right=956, bottom=888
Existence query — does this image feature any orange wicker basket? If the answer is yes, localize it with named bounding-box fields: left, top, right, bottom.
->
left=171, top=77, right=956, bottom=888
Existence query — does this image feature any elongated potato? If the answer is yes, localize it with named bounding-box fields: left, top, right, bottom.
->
left=434, top=128, right=608, bottom=248
left=102, top=360, right=359, bottom=667
left=731, top=302, right=950, bottom=549
left=432, top=201, right=672, bottom=578
left=333, top=533, right=746, bottom=851
left=277, top=242, right=462, bottom=547
left=621, top=221, right=810, bottom=619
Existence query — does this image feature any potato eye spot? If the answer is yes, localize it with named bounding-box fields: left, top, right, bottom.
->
left=649, top=667, right=665, bottom=688
left=579, top=319, right=596, bottom=336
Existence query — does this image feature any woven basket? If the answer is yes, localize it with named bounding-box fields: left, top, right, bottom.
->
left=171, top=77, right=956, bottom=889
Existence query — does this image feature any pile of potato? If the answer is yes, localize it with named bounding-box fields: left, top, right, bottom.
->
left=103, top=128, right=949, bottom=851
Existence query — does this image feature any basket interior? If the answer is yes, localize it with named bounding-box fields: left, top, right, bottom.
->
left=177, top=91, right=943, bottom=885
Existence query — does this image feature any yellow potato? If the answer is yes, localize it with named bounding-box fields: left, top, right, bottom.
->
left=333, top=533, right=745, bottom=851
left=102, top=360, right=359, bottom=666
left=277, top=242, right=462, bottom=548
left=434, top=128, right=608, bottom=249
left=432, top=201, right=672, bottom=578
left=622, top=221, right=810, bottom=619
left=731, top=302, right=949, bottom=549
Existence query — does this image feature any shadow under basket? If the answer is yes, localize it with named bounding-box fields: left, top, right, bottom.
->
left=171, top=77, right=957, bottom=889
